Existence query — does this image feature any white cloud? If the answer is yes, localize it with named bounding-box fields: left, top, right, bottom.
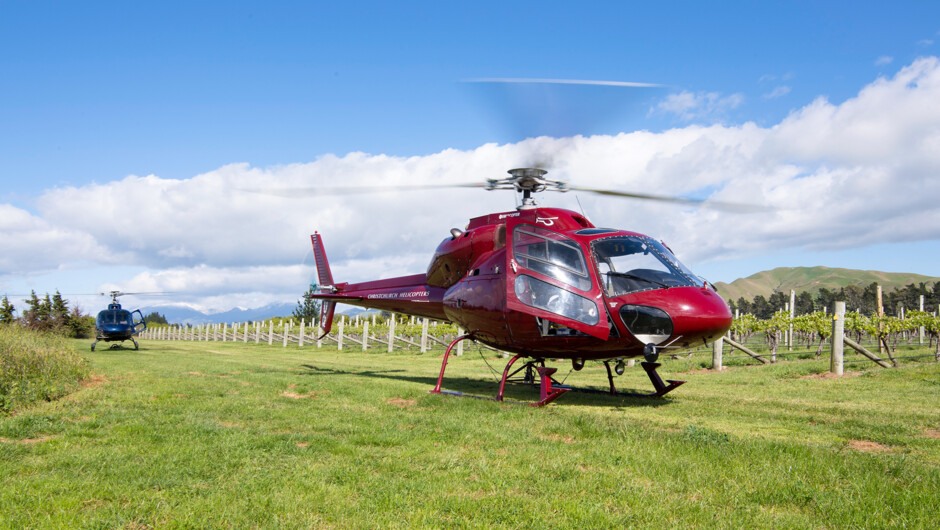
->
left=653, top=90, right=744, bottom=121
left=0, top=204, right=123, bottom=274
left=762, top=86, right=791, bottom=99
left=875, top=55, right=894, bottom=66
left=4, top=57, right=940, bottom=311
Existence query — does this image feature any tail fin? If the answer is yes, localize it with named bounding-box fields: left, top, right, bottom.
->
left=311, top=232, right=337, bottom=339
left=311, top=232, right=334, bottom=288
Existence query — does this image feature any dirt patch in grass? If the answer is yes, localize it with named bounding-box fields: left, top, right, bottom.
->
left=801, top=371, right=863, bottom=380
left=81, top=499, right=106, bottom=510
left=82, top=374, right=108, bottom=388
left=540, top=433, right=576, bottom=444
left=295, top=442, right=310, bottom=448
left=385, top=397, right=417, bottom=408
left=281, top=389, right=330, bottom=399
left=924, top=429, right=940, bottom=439
left=0, top=435, right=59, bottom=445
left=849, top=440, right=891, bottom=453
left=681, top=368, right=716, bottom=375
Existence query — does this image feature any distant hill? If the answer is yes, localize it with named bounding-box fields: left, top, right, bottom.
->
left=137, top=302, right=373, bottom=326
left=138, top=302, right=297, bottom=326
left=712, top=266, right=940, bottom=302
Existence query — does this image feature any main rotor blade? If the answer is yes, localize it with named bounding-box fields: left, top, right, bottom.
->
left=464, top=77, right=664, bottom=88
left=566, top=185, right=770, bottom=213
left=241, top=182, right=485, bottom=198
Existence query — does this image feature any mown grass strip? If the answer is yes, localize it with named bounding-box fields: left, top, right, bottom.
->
left=0, top=339, right=937, bottom=527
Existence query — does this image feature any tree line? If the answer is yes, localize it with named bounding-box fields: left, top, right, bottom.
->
left=0, top=291, right=95, bottom=338
left=728, top=281, right=940, bottom=319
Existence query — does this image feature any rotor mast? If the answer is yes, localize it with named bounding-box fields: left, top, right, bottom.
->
left=485, top=168, right=568, bottom=210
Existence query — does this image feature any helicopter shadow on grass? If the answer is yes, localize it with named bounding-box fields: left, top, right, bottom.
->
left=297, top=363, right=674, bottom=408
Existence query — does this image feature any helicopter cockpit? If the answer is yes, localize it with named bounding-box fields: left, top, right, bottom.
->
left=591, top=235, right=705, bottom=296
left=511, top=224, right=599, bottom=325
left=97, top=310, right=132, bottom=326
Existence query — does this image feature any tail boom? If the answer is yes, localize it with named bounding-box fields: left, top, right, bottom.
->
left=309, top=234, right=448, bottom=337
left=308, top=275, right=447, bottom=321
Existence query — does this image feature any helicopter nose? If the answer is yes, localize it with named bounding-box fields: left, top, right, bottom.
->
left=666, top=287, right=732, bottom=346
left=616, top=286, right=732, bottom=348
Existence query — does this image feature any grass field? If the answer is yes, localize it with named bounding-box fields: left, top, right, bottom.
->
left=1, top=338, right=938, bottom=528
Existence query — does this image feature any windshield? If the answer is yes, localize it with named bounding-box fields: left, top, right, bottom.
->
left=591, top=236, right=703, bottom=296
left=512, top=224, right=592, bottom=291
left=97, top=310, right=131, bottom=325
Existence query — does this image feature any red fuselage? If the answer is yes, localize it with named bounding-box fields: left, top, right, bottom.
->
left=311, top=207, right=732, bottom=361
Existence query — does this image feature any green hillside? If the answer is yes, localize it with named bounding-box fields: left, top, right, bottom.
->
left=712, top=266, right=940, bottom=302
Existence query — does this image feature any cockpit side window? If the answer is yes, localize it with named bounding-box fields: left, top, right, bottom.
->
left=592, top=236, right=703, bottom=296
left=512, top=225, right=592, bottom=291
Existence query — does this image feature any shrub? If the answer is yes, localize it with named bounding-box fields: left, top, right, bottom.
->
left=0, top=326, right=90, bottom=414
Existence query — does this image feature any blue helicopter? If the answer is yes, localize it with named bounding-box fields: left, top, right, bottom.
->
left=91, top=291, right=147, bottom=351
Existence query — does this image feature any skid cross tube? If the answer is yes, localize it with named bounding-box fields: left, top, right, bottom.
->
left=495, top=354, right=568, bottom=406
left=558, top=361, right=685, bottom=398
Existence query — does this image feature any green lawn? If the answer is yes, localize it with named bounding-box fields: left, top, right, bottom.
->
left=1, top=339, right=938, bottom=528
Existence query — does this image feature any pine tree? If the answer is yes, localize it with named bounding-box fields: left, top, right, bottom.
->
left=23, top=291, right=41, bottom=329
left=293, top=285, right=322, bottom=322
left=51, top=291, right=70, bottom=330
left=39, top=294, right=53, bottom=330
left=0, top=295, right=15, bottom=324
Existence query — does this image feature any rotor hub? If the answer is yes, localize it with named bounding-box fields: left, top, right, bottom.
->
left=485, top=168, right=568, bottom=209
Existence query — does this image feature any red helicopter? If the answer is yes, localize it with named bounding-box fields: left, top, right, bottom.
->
left=305, top=168, right=735, bottom=406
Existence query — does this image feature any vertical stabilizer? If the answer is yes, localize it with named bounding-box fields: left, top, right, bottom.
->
left=311, top=232, right=337, bottom=338
left=311, top=232, right=334, bottom=288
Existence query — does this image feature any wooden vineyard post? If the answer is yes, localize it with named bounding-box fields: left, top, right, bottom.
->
left=299, top=320, right=305, bottom=347
left=222, top=323, right=228, bottom=342
left=789, top=290, right=795, bottom=351
left=420, top=318, right=429, bottom=353
left=920, top=295, right=925, bottom=345
left=456, top=327, right=464, bottom=356
left=362, top=320, right=369, bottom=351
left=255, top=321, right=260, bottom=344
left=338, top=317, right=344, bottom=350
left=877, top=285, right=885, bottom=355
left=388, top=316, right=396, bottom=353
left=268, top=320, right=274, bottom=345
left=712, top=335, right=724, bottom=371
left=831, top=301, right=845, bottom=376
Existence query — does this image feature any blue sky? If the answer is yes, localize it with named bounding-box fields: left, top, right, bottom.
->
left=2, top=1, right=939, bottom=314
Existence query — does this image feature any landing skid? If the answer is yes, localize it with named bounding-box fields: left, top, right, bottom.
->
left=430, top=336, right=684, bottom=406
left=570, top=360, right=686, bottom=398
left=90, top=337, right=139, bottom=352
